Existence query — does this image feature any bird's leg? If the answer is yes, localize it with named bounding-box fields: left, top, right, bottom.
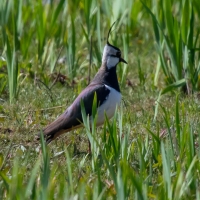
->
left=88, top=138, right=91, bottom=154
left=87, top=127, right=92, bottom=154
left=73, top=142, right=78, bottom=155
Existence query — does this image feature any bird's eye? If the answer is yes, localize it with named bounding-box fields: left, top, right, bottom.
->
left=116, top=51, right=121, bottom=57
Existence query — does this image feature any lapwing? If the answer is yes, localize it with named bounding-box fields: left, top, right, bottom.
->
left=38, top=22, right=127, bottom=144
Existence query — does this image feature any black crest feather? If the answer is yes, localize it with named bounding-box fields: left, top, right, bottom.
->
left=107, top=21, right=116, bottom=45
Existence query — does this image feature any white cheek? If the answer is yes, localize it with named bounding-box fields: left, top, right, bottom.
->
left=106, top=57, right=119, bottom=69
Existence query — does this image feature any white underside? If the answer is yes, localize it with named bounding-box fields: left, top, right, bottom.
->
left=90, top=84, right=121, bottom=126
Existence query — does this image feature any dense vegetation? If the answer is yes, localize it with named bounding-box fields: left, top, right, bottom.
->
left=1, top=0, right=200, bottom=199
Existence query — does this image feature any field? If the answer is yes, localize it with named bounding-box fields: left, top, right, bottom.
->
left=1, top=0, right=200, bottom=199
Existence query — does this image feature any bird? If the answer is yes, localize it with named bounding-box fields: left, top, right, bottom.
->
left=37, top=22, right=127, bottom=144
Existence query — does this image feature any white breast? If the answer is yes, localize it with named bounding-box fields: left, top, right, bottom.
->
left=90, top=85, right=121, bottom=126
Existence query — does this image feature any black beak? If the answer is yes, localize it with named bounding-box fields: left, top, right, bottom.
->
left=120, top=57, right=128, bottom=64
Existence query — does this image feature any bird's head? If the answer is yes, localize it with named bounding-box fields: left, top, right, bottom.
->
left=102, top=22, right=127, bottom=69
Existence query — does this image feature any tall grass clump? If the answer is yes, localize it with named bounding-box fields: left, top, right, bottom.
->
left=142, top=0, right=200, bottom=95
left=0, top=0, right=21, bottom=103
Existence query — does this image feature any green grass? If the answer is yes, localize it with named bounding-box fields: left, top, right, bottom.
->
left=1, top=0, right=200, bottom=199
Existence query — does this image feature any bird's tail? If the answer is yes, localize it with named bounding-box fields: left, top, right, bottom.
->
left=36, top=124, right=67, bottom=144
left=36, top=112, right=83, bottom=144
left=36, top=114, right=68, bottom=144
